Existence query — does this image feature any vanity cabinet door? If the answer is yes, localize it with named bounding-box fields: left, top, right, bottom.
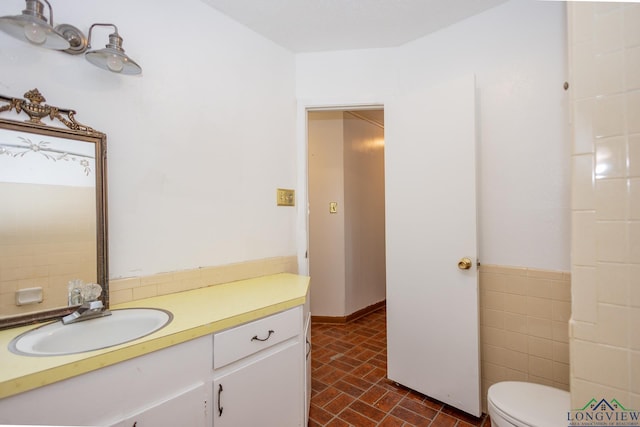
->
left=213, top=341, right=302, bottom=427
left=0, top=336, right=212, bottom=427
left=212, top=306, right=304, bottom=427
left=110, top=383, right=207, bottom=427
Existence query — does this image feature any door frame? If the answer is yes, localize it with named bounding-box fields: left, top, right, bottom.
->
left=297, top=83, right=481, bottom=416
left=295, top=99, right=385, bottom=276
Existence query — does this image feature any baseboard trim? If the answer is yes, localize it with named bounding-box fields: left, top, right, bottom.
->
left=311, top=300, right=386, bottom=324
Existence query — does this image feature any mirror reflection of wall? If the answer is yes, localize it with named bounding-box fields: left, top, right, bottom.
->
left=0, top=129, right=97, bottom=318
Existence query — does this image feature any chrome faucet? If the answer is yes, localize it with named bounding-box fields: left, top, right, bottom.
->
left=62, top=300, right=112, bottom=325
left=63, top=282, right=110, bottom=324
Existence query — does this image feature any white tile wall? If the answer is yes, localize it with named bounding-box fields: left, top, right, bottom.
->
left=569, top=1, right=640, bottom=410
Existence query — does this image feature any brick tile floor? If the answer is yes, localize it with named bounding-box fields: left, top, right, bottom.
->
left=309, top=308, right=492, bottom=427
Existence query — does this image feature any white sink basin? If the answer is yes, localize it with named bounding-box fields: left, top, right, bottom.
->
left=9, top=308, right=173, bottom=356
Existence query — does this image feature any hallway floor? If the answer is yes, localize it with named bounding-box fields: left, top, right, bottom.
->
left=309, top=307, right=491, bottom=427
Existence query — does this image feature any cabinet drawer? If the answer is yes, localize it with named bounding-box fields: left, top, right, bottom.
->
left=213, top=307, right=301, bottom=369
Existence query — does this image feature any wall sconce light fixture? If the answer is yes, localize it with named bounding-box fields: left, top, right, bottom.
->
left=0, top=0, right=142, bottom=75
left=0, top=0, right=68, bottom=49
left=84, top=24, right=142, bottom=75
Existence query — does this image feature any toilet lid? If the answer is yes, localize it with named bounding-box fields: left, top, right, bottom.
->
left=488, top=382, right=570, bottom=427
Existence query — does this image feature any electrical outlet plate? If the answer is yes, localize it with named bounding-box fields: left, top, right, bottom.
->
left=277, top=188, right=295, bottom=206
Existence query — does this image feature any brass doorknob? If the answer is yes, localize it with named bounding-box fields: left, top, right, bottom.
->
left=458, top=257, right=472, bottom=270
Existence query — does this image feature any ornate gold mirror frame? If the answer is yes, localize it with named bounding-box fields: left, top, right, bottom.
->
left=0, top=89, right=108, bottom=329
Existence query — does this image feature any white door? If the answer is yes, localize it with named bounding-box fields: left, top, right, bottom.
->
left=385, top=75, right=480, bottom=416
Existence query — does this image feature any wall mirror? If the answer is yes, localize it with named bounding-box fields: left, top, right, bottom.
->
left=0, top=89, right=107, bottom=329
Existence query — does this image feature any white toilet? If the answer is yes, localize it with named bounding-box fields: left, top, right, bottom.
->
left=487, top=381, right=570, bottom=427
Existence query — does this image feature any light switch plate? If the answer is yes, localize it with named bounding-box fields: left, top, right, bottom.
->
left=277, top=188, right=295, bottom=206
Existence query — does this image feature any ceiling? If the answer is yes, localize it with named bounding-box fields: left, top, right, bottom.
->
left=202, top=0, right=510, bottom=53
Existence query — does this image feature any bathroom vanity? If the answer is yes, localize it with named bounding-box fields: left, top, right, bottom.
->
left=0, top=273, right=311, bottom=427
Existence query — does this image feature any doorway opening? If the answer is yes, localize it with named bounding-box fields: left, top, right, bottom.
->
left=306, top=108, right=386, bottom=321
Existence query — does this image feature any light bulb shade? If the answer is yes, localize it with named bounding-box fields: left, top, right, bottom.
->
left=0, top=1, right=69, bottom=49
left=85, top=48, right=141, bottom=75
left=84, top=31, right=141, bottom=75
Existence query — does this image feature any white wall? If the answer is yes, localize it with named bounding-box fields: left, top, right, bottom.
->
left=343, top=113, right=386, bottom=314
left=296, top=0, right=570, bottom=272
left=308, top=111, right=346, bottom=316
left=0, top=0, right=297, bottom=278
left=0, top=0, right=569, bottom=282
